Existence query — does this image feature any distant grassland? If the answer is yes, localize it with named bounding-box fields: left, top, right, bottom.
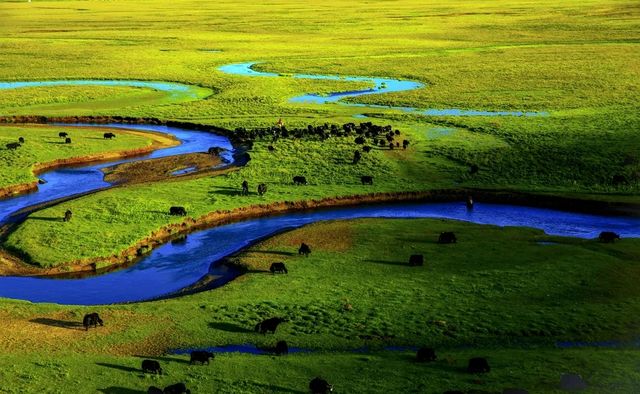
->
left=0, top=124, right=158, bottom=188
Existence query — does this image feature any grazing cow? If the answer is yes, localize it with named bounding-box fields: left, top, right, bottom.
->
left=293, top=176, right=307, bottom=185
left=469, top=164, right=479, bottom=175
left=416, top=347, right=436, bottom=362
left=141, top=359, right=162, bottom=375
left=598, top=231, right=620, bottom=243
left=466, top=195, right=474, bottom=210
left=360, top=175, right=373, bottom=185
left=257, top=183, right=267, bottom=196
left=362, top=146, right=371, bottom=153
left=409, top=254, right=424, bottom=267
left=275, top=340, right=288, bottom=355
left=402, top=140, right=409, bottom=149
left=208, top=147, right=223, bottom=156
left=63, top=209, right=72, bottom=222
left=58, top=132, right=68, bottom=138
left=241, top=180, right=249, bottom=196
left=190, top=350, right=214, bottom=365
left=82, top=312, right=103, bottom=331
left=163, top=383, right=191, bottom=394
left=467, top=357, right=490, bottom=373
left=103, top=132, right=116, bottom=139
left=169, top=206, right=187, bottom=216
left=270, top=262, right=288, bottom=274
left=438, top=232, right=457, bottom=244
left=65, top=137, right=72, bottom=144
left=309, top=377, right=333, bottom=394
left=268, top=145, right=275, bottom=151
left=353, top=150, right=361, bottom=164
left=18, top=137, right=25, bottom=144
left=255, top=317, right=287, bottom=334
left=147, top=387, right=163, bottom=394
left=298, top=242, right=311, bottom=257
left=5, top=142, right=20, bottom=150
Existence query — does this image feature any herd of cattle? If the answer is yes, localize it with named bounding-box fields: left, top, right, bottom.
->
left=4, top=130, right=117, bottom=151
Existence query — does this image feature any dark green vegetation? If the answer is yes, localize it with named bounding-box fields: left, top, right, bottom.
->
left=1, top=219, right=639, bottom=392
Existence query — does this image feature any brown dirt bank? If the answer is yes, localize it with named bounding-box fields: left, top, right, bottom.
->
left=0, top=125, right=179, bottom=200
left=2, top=188, right=638, bottom=278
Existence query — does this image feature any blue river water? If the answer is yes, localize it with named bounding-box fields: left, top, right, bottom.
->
left=218, top=62, right=548, bottom=117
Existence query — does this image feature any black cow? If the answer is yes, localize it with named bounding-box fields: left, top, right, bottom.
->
left=169, top=206, right=187, bottom=216
left=275, top=340, right=288, bottom=355
left=82, top=312, right=103, bottom=331
left=208, top=147, right=224, bottom=156
left=598, top=231, right=620, bottom=243
left=416, top=347, right=436, bottom=362
left=466, top=196, right=474, bottom=210
left=438, top=232, right=457, bottom=244
left=353, top=150, right=361, bottom=164
left=5, top=142, right=20, bottom=150
left=18, top=137, right=25, bottom=144
left=267, top=145, right=275, bottom=151
left=257, top=183, right=267, bottom=196
left=65, top=137, right=72, bottom=144
left=255, top=317, right=287, bottom=334
left=241, top=180, right=249, bottom=196
left=142, top=359, right=162, bottom=375
left=402, top=140, right=410, bottom=149
left=147, top=387, right=163, bottom=394
left=362, top=146, right=371, bottom=153
left=309, top=377, right=333, bottom=394
left=409, top=254, right=424, bottom=267
left=163, top=383, right=191, bottom=394
left=103, top=132, right=116, bottom=139
left=58, top=132, right=68, bottom=138
left=190, top=350, right=214, bottom=365
left=298, top=243, right=311, bottom=257
left=270, top=262, right=288, bottom=274
left=63, top=209, right=72, bottom=222
left=467, top=357, right=490, bottom=373
left=293, top=176, right=307, bottom=185
left=360, top=175, right=373, bottom=185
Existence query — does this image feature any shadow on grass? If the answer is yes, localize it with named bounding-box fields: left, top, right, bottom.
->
left=247, top=383, right=305, bottom=394
left=98, top=387, right=144, bottom=394
left=248, top=250, right=295, bottom=257
left=28, top=216, right=63, bottom=222
left=209, top=322, right=254, bottom=333
left=363, top=259, right=409, bottom=267
left=29, top=318, right=83, bottom=330
left=135, top=355, right=190, bottom=365
left=95, top=363, right=140, bottom=374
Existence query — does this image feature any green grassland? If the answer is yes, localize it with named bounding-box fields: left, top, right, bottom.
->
left=0, top=124, right=158, bottom=188
left=1, top=219, right=639, bottom=392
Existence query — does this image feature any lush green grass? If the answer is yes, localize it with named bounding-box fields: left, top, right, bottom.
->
left=1, top=219, right=639, bottom=392
left=0, top=124, right=160, bottom=188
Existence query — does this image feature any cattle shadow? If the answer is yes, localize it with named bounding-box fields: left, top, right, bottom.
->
left=208, top=322, right=253, bottom=333
left=246, top=249, right=295, bottom=256
left=97, top=387, right=144, bottom=394
left=135, top=355, right=190, bottom=365
left=247, top=383, right=304, bottom=393
left=363, top=259, right=410, bottom=267
left=45, top=141, right=68, bottom=145
left=95, top=363, right=141, bottom=374
left=29, top=318, right=83, bottom=330
left=28, top=216, right=64, bottom=222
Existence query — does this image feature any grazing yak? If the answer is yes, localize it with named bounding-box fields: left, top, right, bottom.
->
left=293, top=176, right=307, bottom=185
left=5, top=142, right=20, bottom=150
left=598, top=231, right=620, bottom=243
left=141, top=359, right=162, bottom=375
left=65, top=137, right=72, bottom=144
left=18, top=137, right=25, bottom=144
left=255, top=317, right=287, bottom=334
left=241, top=180, right=249, bottom=196
left=467, top=357, right=490, bottom=373
left=162, top=383, right=191, bottom=394
left=354, top=136, right=365, bottom=144
left=274, top=340, right=288, bottom=355
left=63, top=209, right=72, bottom=222
left=298, top=242, right=311, bottom=257
left=416, top=347, right=436, bottom=362
left=257, top=183, right=267, bottom=196
left=267, top=145, right=275, bottom=151
left=360, top=175, right=373, bottom=185
left=82, top=312, right=103, bottom=331
left=270, top=262, right=288, bottom=274
left=309, top=377, right=333, bottom=394
left=469, top=164, right=479, bottom=174
left=169, top=206, right=187, bottom=216
left=58, top=132, right=68, bottom=138
left=362, top=145, right=371, bottom=153
left=190, top=350, right=214, bottom=365
left=147, top=387, right=163, bottom=394
left=103, top=132, right=116, bottom=139
left=352, top=150, right=361, bottom=164
left=438, top=232, right=457, bottom=244
left=402, top=139, right=410, bottom=149
left=409, top=254, right=424, bottom=267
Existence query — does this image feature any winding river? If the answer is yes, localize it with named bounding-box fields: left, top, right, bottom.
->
left=0, top=65, right=632, bottom=305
